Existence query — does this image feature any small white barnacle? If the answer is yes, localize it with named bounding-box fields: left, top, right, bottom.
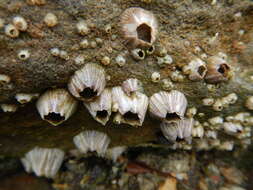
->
left=12, top=16, right=28, bottom=31
left=80, top=39, right=89, bottom=49
left=0, top=74, right=11, bottom=84
left=157, top=54, right=173, bottom=66
left=50, top=47, right=60, bottom=56
left=182, top=58, right=207, bottom=81
left=59, top=50, right=69, bottom=60
left=74, top=55, right=85, bottom=65
left=218, top=141, right=234, bottom=151
left=120, top=7, right=158, bottom=48
left=0, top=104, right=18, bottom=113
left=149, top=90, right=187, bottom=121
left=192, top=124, right=204, bottom=138
left=73, top=130, right=110, bottom=157
left=221, top=93, right=238, bottom=107
left=170, top=70, right=185, bottom=82
left=18, top=49, right=30, bottom=60
left=115, top=54, right=126, bottom=67
left=161, top=79, right=174, bottom=91
left=223, top=122, right=243, bottom=135
left=100, top=56, right=111, bottom=66
left=151, top=72, right=160, bottom=83
left=234, top=112, right=250, bottom=123
left=112, top=86, right=148, bottom=127
left=15, top=93, right=39, bottom=104
left=105, top=146, right=126, bottom=162
left=76, top=20, right=90, bottom=36
left=122, top=78, right=143, bottom=96
left=202, top=98, right=215, bottom=106
left=186, top=107, right=197, bottom=118
left=205, top=130, right=217, bottom=139
left=21, top=147, right=65, bottom=178
left=5, top=24, right=19, bottom=38
left=68, top=63, right=106, bottom=102
left=146, top=45, right=155, bottom=55
left=160, top=118, right=194, bottom=144
left=131, top=48, right=145, bottom=60
left=245, top=96, right=253, bottom=110
left=83, top=88, right=112, bottom=126
left=36, top=88, right=78, bottom=126
left=208, top=116, right=223, bottom=125
left=44, top=13, right=58, bottom=27
left=212, top=99, right=223, bottom=111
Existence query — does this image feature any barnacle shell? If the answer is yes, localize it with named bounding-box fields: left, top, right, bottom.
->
left=205, top=55, right=232, bottom=83
left=120, top=7, right=158, bottom=48
left=68, top=63, right=106, bottom=102
left=0, top=104, right=18, bottom=113
left=112, top=86, right=148, bottom=127
left=13, top=16, right=28, bottom=31
left=149, top=90, right=188, bottom=121
left=245, top=96, right=253, bottom=110
left=223, top=122, right=243, bottom=135
left=21, top=147, right=65, bottom=178
left=73, top=130, right=110, bottom=157
left=0, top=74, right=11, bottom=84
left=160, top=118, right=194, bottom=144
left=122, top=78, right=143, bottom=96
left=182, top=58, right=207, bottom=81
left=15, top=93, right=39, bottom=104
left=36, top=88, right=78, bottom=126
left=83, top=88, right=112, bottom=126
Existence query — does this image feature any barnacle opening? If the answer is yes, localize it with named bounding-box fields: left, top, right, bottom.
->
left=96, top=110, right=108, bottom=119
left=198, top=65, right=207, bottom=76
left=80, top=88, right=97, bottom=100
left=138, top=50, right=144, bottom=58
left=217, top=64, right=230, bottom=76
left=166, top=112, right=180, bottom=121
left=123, top=111, right=139, bottom=122
left=137, top=23, right=152, bottom=43
left=44, top=112, right=65, bottom=123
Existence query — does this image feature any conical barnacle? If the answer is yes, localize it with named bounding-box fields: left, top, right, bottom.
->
left=120, top=7, right=158, bottom=48
left=73, top=130, right=111, bottom=157
left=112, top=86, right=148, bottom=127
left=160, top=118, right=194, bottom=144
left=131, top=48, right=145, bottom=60
left=205, top=55, right=232, bottom=83
left=68, top=63, right=106, bottom=102
left=83, top=88, right=112, bottom=126
left=0, top=104, right=18, bottom=113
left=105, top=146, right=127, bottom=162
left=149, top=90, right=187, bottom=121
left=223, top=122, right=243, bottom=135
left=21, top=147, right=65, bottom=178
left=15, top=93, right=39, bottom=104
left=122, top=78, right=143, bottom=96
left=0, top=74, right=11, bottom=84
left=36, top=88, right=78, bottom=126
left=182, top=58, right=207, bottom=81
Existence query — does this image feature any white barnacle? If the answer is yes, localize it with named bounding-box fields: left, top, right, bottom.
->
left=80, top=39, right=89, bottom=49
left=115, top=54, right=126, bottom=67
left=50, top=48, right=60, bottom=56
left=0, top=74, right=11, bottom=84
left=0, top=104, right=18, bottom=113
left=36, top=88, right=78, bottom=126
left=15, top=93, right=39, bottom=104
left=212, top=99, right=223, bottom=111
left=5, top=24, right=19, bottom=38
left=208, top=116, right=224, bottom=125
left=182, top=58, right=207, bottom=81
left=205, top=130, right=217, bottom=139
left=44, top=13, right=58, bottom=27
left=13, top=16, right=28, bottom=31
left=223, top=122, right=243, bottom=135
left=59, top=50, right=69, bottom=60
left=149, top=90, right=187, bottom=121
left=192, top=124, right=204, bottom=138
left=151, top=72, right=160, bottom=83
left=105, top=146, right=126, bottom=162
left=73, top=130, right=110, bottom=157
left=186, top=107, right=197, bottom=118
left=122, top=78, right=143, bottom=96
left=21, top=147, right=65, bottom=178
left=160, top=118, right=194, bottom=144
left=161, top=78, right=174, bottom=91
left=245, top=96, right=253, bottom=110
left=18, top=49, right=30, bottom=60
left=202, top=98, right=215, bottom=106
left=83, top=88, right=112, bottom=126
left=219, top=141, right=234, bottom=151
left=68, top=63, right=106, bottom=101
left=131, top=48, right=145, bottom=60
left=112, top=86, right=148, bottom=127
left=76, top=20, right=90, bottom=36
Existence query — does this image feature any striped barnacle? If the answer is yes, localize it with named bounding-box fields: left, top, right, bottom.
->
left=68, top=63, right=106, bottom=102
left=73, top=130, right=110, bottom=157
left=149, top=90, right=187, bottom=121
left=83, top=88, right=112, bottom=126
left=36, top=88, right=78, bottom=126
left=182, top=58, right=207, bottom=81
left=12, top=16, right=28, bottom=31
left=21, top=147, right=65, bottom=178
left=120, top=7, right=158, bottom=48
left=112, top=86, right=148, bottom=127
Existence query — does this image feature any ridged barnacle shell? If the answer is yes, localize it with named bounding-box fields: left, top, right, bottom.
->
left=182, top=58, right=207, bottom=81
left=160, top=118, right=194, bottom=144
left=120, top=7, right=158, bottom=48
left=122, top=78, right=143, bottom=96
left=149, top=90, right=187, bottom=121
left=83, top=88, right=112, bottom=126
left=205, top=55, right=232, bottom=83
left=112, top=86, right=148, bottom=127
left=73, top=130, right=111, bottom=157
left=68, top=63, right=106, bottom=102
left=36, top=88, right=78, bottom=126
left=21, top=147, right=65, bottom=178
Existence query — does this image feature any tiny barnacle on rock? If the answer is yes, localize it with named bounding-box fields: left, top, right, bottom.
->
left=0, top=74, right=11, bottom=84
left=170, top=70, right=185, bottom=82
left=68, top=63, right=106, bottom=101
left=74, top=55, right=85, bottom=65
left=83, top=88, right=112, bottom=126
left=122, top=78, right=143, bottom=96
left=157, top=54, right=173, bottom=66
left=15, top=93, right=39, bottom=104
left=104, top=24, right=112, bottom=34
left=50, top=47, right=60, bottom=56
left=223, top=122, right=243, bottom=135
left=245, top=96, right=253, bottom=110
left=90, top=41, right=97, bottom=48
left=21, top=147, right=65, bottom=178
left=101, top=56, right=111, bottom=66
left=213, top=99, right=223, bottom=111
left=12, top=16, right=28, bottom=31
left=80, top=39, right=89, bottom=49
left=36, top=88, right=78, bottom=126
left=26, top=0, right=46, bottom=6
left=18, top=49, right=30, bottom=60
left=149, top=90, right=187, bottom=121
left=219, top=141, right=234, bottom=151
left=202, top=98, right=215, bottom=106
left=131, top=48, right=145, bottom=60
left=208, top=116, right=223, bottom=125
left=73, top=130, right=110, bottom=157
left=44, top=13, right=58, bottom=27
left=151, top=72, right=160, bottom=83
left=105, top=146, right=126, bottom=162
left=186, top=107, right=197, bottom=118
left=161, top=79, right=174, bottom=91
left=182, top=58, right=207, bottom=81
left=59, top=50, right=69, bottom=60
left=76, top=20, right=90, bottom=36
left=120, top=7, right=158, bottom=48
left=5, top=24, right=19, bottom=38
left=0, top=104, right=18, bottom=113
left=205, top=130, right=217, bottom=139
left=146, top=45, right=155, bottom=55
left=221, top=93, right=238, bottom=106
left=192, top=124, right=204, bottom=138
left=115, top=54, right=126, bottom=67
